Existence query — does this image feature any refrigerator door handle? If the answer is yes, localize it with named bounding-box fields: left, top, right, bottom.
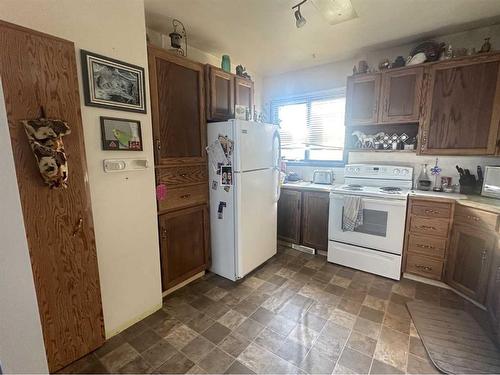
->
left=272, top=130, right=281, bottom=202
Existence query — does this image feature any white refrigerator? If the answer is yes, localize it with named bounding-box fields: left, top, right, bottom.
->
left=208, top=119, right=281, bottom=281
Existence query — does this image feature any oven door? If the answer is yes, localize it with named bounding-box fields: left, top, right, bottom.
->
left=328, top=193, right=407, bottom=255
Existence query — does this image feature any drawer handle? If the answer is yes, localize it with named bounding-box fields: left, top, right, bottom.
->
left=415, top=264, right=433, bottom=271
left=466, top=215, right=480, bottom=221
left=179, top=173, right=188, bottom=177
left=424, top=209, right=440, bottom=214
left=416, top=244, right=435, bottom=249
left=180, top=194, right=191, bottom=199
left=417, top=225, right=436, bottom=230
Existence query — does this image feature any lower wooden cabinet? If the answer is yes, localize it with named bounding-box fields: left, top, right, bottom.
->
left=487, top=240, right=500, bottom=342
left=301, top=191, right=329, bottom=251
left=278, top=189, right=329, bottom=252
left=277, top=189, right=301, bottom=243
left=446, top=224, right=495, bottom=304
left=159, top=205, right=210, bottom=291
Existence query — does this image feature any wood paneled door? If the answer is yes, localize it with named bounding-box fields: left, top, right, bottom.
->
left=158, top=205, right=210, bottom=290
left=419, top=54, right=500, bottom=155
left=345, top=73, right=381, bottom=126
left=277, top=189, right=302, bottom=243
left=148, top=45, right=206, bottom=165
left=0, top=21, right=104, bottom=371
left=206, top=65, right=235, bottom=121
left=301, top=191, right=329, bottom=251
left=446, top=224, right=495, bottom=304
left=235, top=76, right=254, bottom=112
left=379, top=67, right=423, bottom=123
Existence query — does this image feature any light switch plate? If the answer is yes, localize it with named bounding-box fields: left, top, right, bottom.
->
left=103, top=158, right=149, bottom=173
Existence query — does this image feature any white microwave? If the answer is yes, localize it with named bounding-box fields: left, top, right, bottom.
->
left=482, top=166, right=500, bottom=199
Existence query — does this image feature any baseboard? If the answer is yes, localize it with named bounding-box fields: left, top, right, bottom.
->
left=105, top=302, right=163, bottom=339
left=162, top=271, right=205, bottom=298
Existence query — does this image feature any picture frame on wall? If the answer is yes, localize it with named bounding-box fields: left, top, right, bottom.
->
left=100, top=116, right=143, bottom=151
left=81, top=50, right=147, bottom=113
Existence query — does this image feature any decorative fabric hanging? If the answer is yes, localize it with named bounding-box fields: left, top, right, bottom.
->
left=22, top=113, right=71, bottom=189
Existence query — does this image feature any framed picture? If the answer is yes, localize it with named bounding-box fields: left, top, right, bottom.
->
left=81, top=50, right=147, bottom=113
left=100, top=116, right=143, bottom=151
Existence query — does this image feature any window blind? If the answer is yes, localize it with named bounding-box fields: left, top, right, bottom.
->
left=271, top=90, right=346, bottom=162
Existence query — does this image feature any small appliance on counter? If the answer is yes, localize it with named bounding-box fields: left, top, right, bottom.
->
left=312, top=170, right=334, bottom=185
left=285, top=171, right=301, bottom=182
left=482, top=166, right=500, bottom=199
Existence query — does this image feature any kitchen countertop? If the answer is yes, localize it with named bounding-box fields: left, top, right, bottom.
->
left=282, top=183, right=500, bottom=213
left=281, top=181, right=335, bottom=193
left=409, top=190, right=500, bottom=214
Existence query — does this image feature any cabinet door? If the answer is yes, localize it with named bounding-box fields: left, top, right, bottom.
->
left=301, top=191, right=329, bottom=251
left=277, top=189, right=302, bottom=243
left=235, top=76, right=254, bottom=111
left=0, top=22, right=104, bottom=371
left=420, top=56, right=500, bottom=155
left=207, top=66, right=234, bottom=121
left=345, top=74, right=381, bottom=125
left=486, top=238, right=500, bottom=339
left=380, top=67, right=423, bottom=123
left=159, top=205, right=210, bottom=291
left=446, top=224, right=495, bottom=304
left=148, top=46, right=206, bottom=165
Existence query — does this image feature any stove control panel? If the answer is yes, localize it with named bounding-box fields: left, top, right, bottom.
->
left=345, top=164, right=413, bottom=180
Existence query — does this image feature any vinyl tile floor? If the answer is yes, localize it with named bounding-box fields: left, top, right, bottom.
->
left=60, top=245, right=483, bottom=374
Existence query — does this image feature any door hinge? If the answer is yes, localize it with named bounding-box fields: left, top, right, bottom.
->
left=155, top=139, right=161, bottom=151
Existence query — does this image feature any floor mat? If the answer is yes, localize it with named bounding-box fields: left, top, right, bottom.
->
left=407, top=301, right=500, bottom=374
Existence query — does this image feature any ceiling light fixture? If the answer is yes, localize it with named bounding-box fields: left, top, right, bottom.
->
left=292, top=0, right=308, bottom=28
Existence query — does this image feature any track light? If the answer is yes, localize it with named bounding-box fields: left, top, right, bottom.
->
left=292, top=0, right=307, bottom=28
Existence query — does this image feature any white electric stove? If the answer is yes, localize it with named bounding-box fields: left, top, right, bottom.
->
left=328, top=164, right=413, bottom=280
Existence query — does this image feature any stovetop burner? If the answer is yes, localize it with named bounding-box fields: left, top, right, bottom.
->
left=343, top=184, right=363, bottom=191
left=380, top=186, right=402, bottom=194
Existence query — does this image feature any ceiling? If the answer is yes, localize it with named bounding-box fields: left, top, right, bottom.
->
left=144, top=0, right=500, bottom=76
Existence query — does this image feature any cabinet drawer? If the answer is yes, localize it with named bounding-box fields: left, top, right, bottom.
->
left=406, top=253, right=443, bottom=280
left=407, top=234, right=446, bottom=259
left=411, top=201, right=452, bottom=219
left=409, top=216, right=450, bottom=237
left=454, top=205, right=498, bottom=232
left=157, top=165, right=208, bottom=187
left=158, top=184, right=208, bottom=212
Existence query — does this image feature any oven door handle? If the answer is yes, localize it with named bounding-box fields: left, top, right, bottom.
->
left=330, top=193, right=406, bottom=206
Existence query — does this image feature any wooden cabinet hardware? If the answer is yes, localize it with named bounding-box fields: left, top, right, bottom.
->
left=160, top=227, right=168, bottom=240
left=180, top=194, right=191, bottom=199
left=417, top=225, right=437, bottom=230
left=415, top=264, right=433, bottom=271
left=425, top=209, right=440, bottom=214
left=416, top=243, right=435, bottom=249
left=72, top=217, right=83, bottom=237
left=467, top=215, right=480, bottom=222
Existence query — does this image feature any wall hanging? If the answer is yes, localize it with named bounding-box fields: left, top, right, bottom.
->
left=22, top=111, right=71, bottom=189
left=81, top=50, right=147, bottom=113
left=100, top=116, right=142, bottom=151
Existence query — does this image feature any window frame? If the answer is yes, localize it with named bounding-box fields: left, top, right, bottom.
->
left=270, top=88, right=347, bottom=167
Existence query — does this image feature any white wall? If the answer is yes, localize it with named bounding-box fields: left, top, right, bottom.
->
left=0, top=80, right=48, bottom=373
left=266, top=24, right=500, bottom=184
left=147, top=27, right=264, bottom=114
left=0, top=0, right=162, bottom=338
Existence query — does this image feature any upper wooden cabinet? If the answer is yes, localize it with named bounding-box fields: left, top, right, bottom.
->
left=380, top=67, right=423, bottom=123
left=345, top=73, right=381, bottom=126
left=148, top=46, right=206, bottom=165
left=205, top=65, right=254, bottom=122
left=420, top=54, right=500, bottom=155
left=235, top=76, right=254, bottom=111
left=206, top=65, right=235, bottom=121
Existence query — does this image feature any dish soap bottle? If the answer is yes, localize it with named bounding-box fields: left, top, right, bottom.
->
left=417, top=164, right=432, bottom=191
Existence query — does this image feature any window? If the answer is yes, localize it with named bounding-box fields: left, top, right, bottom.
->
left=271, top=90, right=346, bottom=164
